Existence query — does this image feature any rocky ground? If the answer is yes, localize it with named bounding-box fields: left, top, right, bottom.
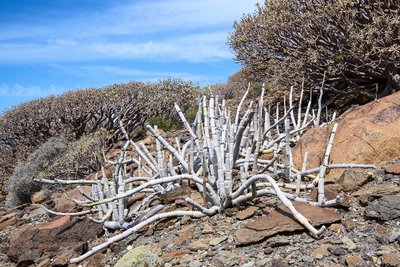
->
left=1, top=162, right=400, bottom=267
left=1, top=92, right=400, bottom=267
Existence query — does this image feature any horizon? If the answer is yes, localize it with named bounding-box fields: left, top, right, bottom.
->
left=0, top=0, right=260, bottom=113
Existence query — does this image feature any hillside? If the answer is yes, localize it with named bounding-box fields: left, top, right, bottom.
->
left=0, top=87, right=399, bottom=266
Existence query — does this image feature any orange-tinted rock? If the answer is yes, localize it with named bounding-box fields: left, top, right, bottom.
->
left=37, top=215, right=70, bottom=230
left=52, top=186, right=92, bottom=212
left=7, top=216, right=102, bottom=263
left=236, top=206, right=258, bottom=220
left=161, top=250, right=190, bottom=260
left=31, top=190, right=47, bottom=204
left=385, top=163, right=400, bottom=175
left=352, top=183, right=400, bottom=197
left=189, top=240, right=209, bottom=251
left=345, top=254, right=366, bottom=267
left=381, top=253, right=400, bottom=267
left=235, top=202, right=341, bottom=245
left=0, top=216, right=17, bottom=231
left=175, top=226, right=194, bottom=245
left=293, top=91, right=400, bottom=182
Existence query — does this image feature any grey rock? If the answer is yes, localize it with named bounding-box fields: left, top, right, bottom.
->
left=265, top=236, right=291, bottom=248
left=189, top=260, right=203, bottom=267
left=268, top=259, right=290, bottom=267
left=302, top=256, right=313, bottom=263
left=329, top=247, right=348, bottom=256
left=365, top=195, right=400, bottom=221
left=264, top=247, right=273, bottom=255
left=388, top=230, right=400, bottom=243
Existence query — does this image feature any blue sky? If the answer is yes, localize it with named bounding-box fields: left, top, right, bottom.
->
left=0, top=0, right=260, bottom=113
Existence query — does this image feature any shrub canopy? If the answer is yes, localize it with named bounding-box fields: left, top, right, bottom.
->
left=229, top=0, right=400, bottom=108
left=0, top=78, right=200, bottom=191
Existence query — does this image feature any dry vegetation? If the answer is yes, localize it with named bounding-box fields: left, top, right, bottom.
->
left=0, top=78, right=200, bottom=195
left=229, top=0, right=400, bottom=110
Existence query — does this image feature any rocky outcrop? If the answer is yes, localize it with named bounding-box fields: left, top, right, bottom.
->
left=293, top=91, right=400, bottom=182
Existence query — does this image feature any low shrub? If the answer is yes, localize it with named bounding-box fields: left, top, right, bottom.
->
left=6, top=138, right=67, bottom=205
left=38, top=129, right=111, bottom=180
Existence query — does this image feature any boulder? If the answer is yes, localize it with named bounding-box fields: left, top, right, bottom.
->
left=114, top=246, right=163, bottom=267
left=235, top=202, right=341, bottom=245
left=7, top=216, right=102, bottom=264
left=52, top=186, right=92, bottom=212
left=338, top=170, right=370, bottom=192
left=293, top=91, right=400, bottom=182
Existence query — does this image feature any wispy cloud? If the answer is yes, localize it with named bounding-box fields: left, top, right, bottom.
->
left=49, top=64, right=208, bottom=83
left=0, top=84, right=64, bottom=97
left=0, top=0, right=260, bottom=63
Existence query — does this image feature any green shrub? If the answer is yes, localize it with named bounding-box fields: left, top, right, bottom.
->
left=6, top=138, right=66, bottom=206
left=148, top=116, right=178, bottom=132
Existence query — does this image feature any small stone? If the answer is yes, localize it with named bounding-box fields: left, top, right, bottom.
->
left=36, top=258, right=51, bottom=267
left=388, top=230, right=400, bottom=243
left=345, top=254, right=365, bottom=267
left=161, top=250, right=190, bottom=261
left=175, top=226, right=194, bottom=245
left=311, top=244, right=332, bottom=259
left=341, top=236, right=357, bottom=250
left=0, top=216, right=17, bottom=231
left=342, top=219, right=358, bottom=231
left=189, top=240, right=209, bottom=251
left=202, top=223, right=214, bottom=234
left=263, top=247, right=273, bottom=255
left=256, top=258, right=271, bottom=267
left=302, top=256, right=313, bottom=263
left=31, top=190, right=47, bottom=203
left=213, top=251, right=241, bottom=267
left=265, top=236, right=290, bottom=248
left=209, top=236, right=228, bottom=246
left=242, top=262, right=255, bottom=267
left=329, top=247, right=348, bottom=256
left=52, top=250, right=78, bottom=266
left=268, top=259, right=290, bottom=267
left=236, top=206, right=258, bottom=220
left=329, top=223, right=342, bottom=234
left=381, top=253, right=400, bottom=267
left=189, top=260, right=203, bottom=267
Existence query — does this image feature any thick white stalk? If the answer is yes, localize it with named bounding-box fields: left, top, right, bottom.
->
left=318, top=123, right=338, bottom=203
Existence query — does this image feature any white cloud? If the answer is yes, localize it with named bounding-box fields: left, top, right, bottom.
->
left=0, top=0, right=261, bottom=63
